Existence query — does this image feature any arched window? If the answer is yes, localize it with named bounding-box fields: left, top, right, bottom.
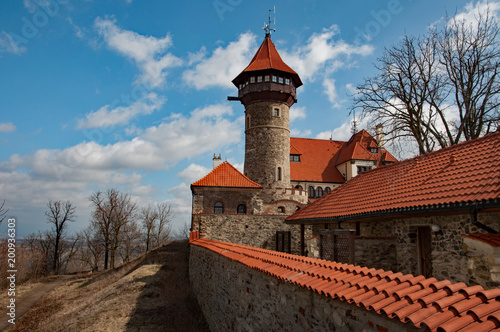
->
left=295, top=185, right=303, bottom=190
left=237, top=204, right=246, bottom=214
left=325, top=187, right=331, bottom=194
left=308, top=186, right=315, bottom=198
left=214, top=202, right=223, bottom=213
left=278, top=206, right=285, bottom=213
left=316, top=187, right=323, bottom=198
left=277, top=167, right=282, bottom=181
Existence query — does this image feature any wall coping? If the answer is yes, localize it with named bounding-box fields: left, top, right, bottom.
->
left=190, top=235, right=500, bottom=331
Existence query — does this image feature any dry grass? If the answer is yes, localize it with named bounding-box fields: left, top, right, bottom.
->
left=9, top=240, right=209, bottom=332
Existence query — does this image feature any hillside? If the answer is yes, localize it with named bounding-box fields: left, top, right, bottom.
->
left=7, top=240, right=209, bottom=332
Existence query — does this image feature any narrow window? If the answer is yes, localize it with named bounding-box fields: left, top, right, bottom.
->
left=214, top=202, right=223, bottom=213
left=273, top=108, right=280, bottom=117
left=264, top=75, right=270, bottom=82
left=250, top=76, right=255, bottom=83
left=316, top=187, right=323, bottom=198
left=325, top=187, right=331, bottom=194
left=278, top=77, right=284, bottom=84
left=257, top=76, right=262, bottom=83
left=272, top=75, right=277, bottom=82
left=237, top=204, right=246, bottom=214
left=308, top=186, right=315, bottom=198
left=246, top=116, right=250, bottom=130
left=277, top=167, right=282, bottom=181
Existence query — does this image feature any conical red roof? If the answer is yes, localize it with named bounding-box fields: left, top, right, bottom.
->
left=232, top=36, right=302, bottom=87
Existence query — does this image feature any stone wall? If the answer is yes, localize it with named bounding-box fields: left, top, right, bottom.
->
left=189, top=244, right=422, bottom=332
left=463, top=237, right=500, bottom=289
left=192, top=213, right=311, bottom=255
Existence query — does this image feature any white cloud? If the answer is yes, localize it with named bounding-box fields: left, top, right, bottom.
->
left=290, top=129, right=312, bottom=137
left=177, top=163, right=210, bottom=183
left=77, top=92, right=165, bottom=129
left=453, top=0, right=500, bottom=25
left=183, top=32, right=257, bottom=89
left=0, top=31, right=26, bottom=55
left=0, top=122, right=16, bottom=133
left=281, top=25, right=374, bottom=82
left=94, top=17, right=182, bottom=87
left=290, top=106, right=307, bottom=122
left=322, top=78, right=342, bottom=109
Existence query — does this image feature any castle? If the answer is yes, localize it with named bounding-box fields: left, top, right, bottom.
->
left=190, top=30, right=396, bottom=254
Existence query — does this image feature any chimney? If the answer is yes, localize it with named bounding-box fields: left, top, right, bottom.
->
left=376, top=124, right=385, bottom=150
left=213, top=153, right=222, bottom=169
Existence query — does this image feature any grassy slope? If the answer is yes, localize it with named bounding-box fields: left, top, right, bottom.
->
left=10, top=241, right=209, bottom=332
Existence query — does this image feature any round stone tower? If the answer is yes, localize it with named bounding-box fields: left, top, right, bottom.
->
left=231, top=34, right=302, bottom=188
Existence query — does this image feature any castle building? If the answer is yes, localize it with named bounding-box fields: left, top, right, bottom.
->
left=190, top=31, right=396, bottom=254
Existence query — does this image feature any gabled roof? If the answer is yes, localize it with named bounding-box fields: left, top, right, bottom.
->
left=287, top=132, right=500, bottom=222
left=191, top=162, right=262, bottom=189
left=336, top=130, right=397, bottom=166
left=290, top=137, right=346, bottom=183
left=232, top=36, right=302, bottom=87
left=191, top=237, right=500, bottom=331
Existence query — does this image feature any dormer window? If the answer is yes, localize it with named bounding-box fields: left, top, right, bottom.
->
left=290, top=155, right=300, bottom=162
left=357, top=166, right=371, bottom=174
left=370, top=147, right=378, bottom=153
left=250, top=77, right=255, bottom=83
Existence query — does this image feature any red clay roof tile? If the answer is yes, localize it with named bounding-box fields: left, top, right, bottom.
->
left=463, top=233, right=500, bottom=247
left=191, top=162, right=262, bottom=188
left=287, top=132, right=500, bottom=222
left=191, top=237, right=500, bottom=331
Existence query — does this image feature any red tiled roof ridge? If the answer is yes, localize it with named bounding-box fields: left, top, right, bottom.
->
left=241, top=36, right=298, bottom=75
left=287, top=132, right=500, bottom=222
left=191, top=162, right=262, bottom=188
left=462, top=233, right=500, bottom=247
left=191, top=237, right=499, bottom=331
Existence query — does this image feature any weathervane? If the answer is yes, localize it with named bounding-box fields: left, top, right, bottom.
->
left=263, top=6, right=276, bottom=37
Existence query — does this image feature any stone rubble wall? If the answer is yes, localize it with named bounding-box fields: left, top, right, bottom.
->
left=189, top=244, right=423, bottom=332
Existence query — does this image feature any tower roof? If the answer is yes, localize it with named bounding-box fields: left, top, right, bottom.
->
left=191, top=162, right=262, bottom=189
left=232, top=36, right=302, bottom=87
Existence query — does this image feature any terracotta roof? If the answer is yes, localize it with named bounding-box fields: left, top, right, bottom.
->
left=287, top=132, right=500, bottom=222
left=290, top=137, right=346, bottom=183
left=337, top=130, right=397, bottom=166
left=191, top=237, right=500, bottom=332
left=191, top=162, right=262, bottom=188
left=463, top=233, right=500, bottom=247
left=232, top=36, right=302, bottom=87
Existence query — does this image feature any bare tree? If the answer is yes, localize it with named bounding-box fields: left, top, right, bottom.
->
left=24, top=231, right=53, bottom=278
left=154, top=203, right=173, bottom=247
left=89, top=188, right=137, bottom=269
left=118, top=220, right=142, bottom=263
left=440, top=11, right=500, bottom=142
left=140, top=205, right=158, bottom=252
left=45, top=200, right=76, bottom=274
left=353, top=7, right=500, bottom=155
left=80, top=226, right=105, bottom=271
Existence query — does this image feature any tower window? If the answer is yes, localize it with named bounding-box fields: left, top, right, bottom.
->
left=257, top=76, right=262, bottom=83
left=278, top=206, right=285, bottom=213
left=272, top=75, right=277, bottom=82
left=214, top=201, right=224, bottom=213
left=237, top=204, right=246, bottom=214
left=264, top=75, right=270, bottom=82
left=273, top=108, right=280, bottom=117
left=285, top=78, right=290, bottom=85
left=278, top=77, right=284, bottom=84
left=239, top=84, right=242, bottom=89
left=250, top=76, right=255, bottom=83
left=277, top=167, right=282, bottom=181
left=246, top=116, right=250, bottom=130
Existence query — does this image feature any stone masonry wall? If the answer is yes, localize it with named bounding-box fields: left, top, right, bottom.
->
left=189, top=244, right=423, bottom=332
left=192, top=213, right=311, bottom=255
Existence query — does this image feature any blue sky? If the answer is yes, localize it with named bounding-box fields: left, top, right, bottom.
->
left=0, top=0, right=494, bottom=237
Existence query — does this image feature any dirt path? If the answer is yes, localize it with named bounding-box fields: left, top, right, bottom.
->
left=0, top=276, right=71, bottom=331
